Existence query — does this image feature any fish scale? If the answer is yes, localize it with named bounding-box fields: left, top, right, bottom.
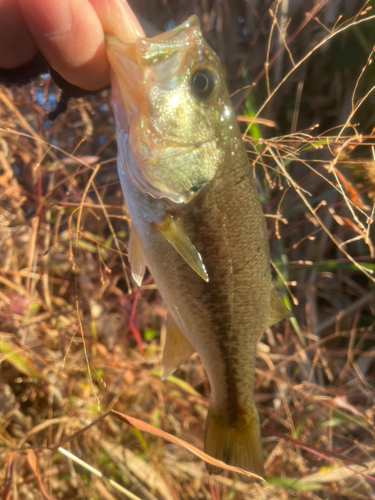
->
left=107, top=14, right=290, bottom=476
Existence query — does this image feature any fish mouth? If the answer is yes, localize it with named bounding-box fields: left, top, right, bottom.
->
left=136, top=15, right=202, bottom=65
left=106, top=15, right=202, bottom=64
left=105, top=14, right=202, bottom=77
left=105, top=15, right=204, bottom=117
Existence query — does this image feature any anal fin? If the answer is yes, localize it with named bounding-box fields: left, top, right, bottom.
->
left=266, top=285, right=292, bottom=328
left=161, top=317, right=195, bottom=380
left=157, top=215, right=209, bottom=282
left=128, top=227, right=146, bottom=286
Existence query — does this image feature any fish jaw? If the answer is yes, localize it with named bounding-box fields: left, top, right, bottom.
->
left=106, top=38, right=143, bottom=134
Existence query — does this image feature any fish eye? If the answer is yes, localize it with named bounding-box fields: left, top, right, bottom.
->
left=191, top=68, right=215, bottom=99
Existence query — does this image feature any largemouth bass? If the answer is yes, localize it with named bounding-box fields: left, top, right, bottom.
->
left=106, top=15, right=289, bottom=476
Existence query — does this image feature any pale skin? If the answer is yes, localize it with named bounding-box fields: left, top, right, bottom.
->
left=0, top=0, right=144, bottom=90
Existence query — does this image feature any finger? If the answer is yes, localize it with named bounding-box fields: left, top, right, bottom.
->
left=0, top=0, right=38, bottom=69
left=19, top=0, right=110, bottom=90
left=88, top=0, right=145, bottom=41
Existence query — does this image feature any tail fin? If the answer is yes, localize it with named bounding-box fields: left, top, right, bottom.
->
left=204, top=404, right=264, bottom=477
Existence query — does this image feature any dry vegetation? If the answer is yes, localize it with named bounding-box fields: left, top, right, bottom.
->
left=1, top=1, right=375, bottom=499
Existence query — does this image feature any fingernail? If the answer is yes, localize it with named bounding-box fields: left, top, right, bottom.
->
left=22, top=0, right=73, bottom=36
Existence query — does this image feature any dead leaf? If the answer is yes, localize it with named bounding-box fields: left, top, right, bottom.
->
left=27, top=449, right=57, bottom=500
left=3, top=451, right=16, bottom=500
left=111, top=410, right=263, bottom=480
left=302, top=460, right=375, bottom=484
left=0, top=339, right=47, bottom=381
left=61, top=156, right=100, bottom=165
left=237, top=116, right=277, bottom=128
left=335, top=168, right=370, bottom=210
left=333, top=396, right=373, bottom=424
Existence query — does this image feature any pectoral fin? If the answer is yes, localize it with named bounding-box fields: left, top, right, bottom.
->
left=161, top=317, right=195, bottom=380
left=157, top=215, right=209, bottom=282
left=266, top=286, right=292, bottom=328
left=128, top=227, right=146, bottom=286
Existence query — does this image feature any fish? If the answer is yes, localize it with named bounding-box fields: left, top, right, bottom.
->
left=106, top=15, right=289, bottom=476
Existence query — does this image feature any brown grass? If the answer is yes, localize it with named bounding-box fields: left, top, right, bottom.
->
left=1, top=2, right=375, bottom=499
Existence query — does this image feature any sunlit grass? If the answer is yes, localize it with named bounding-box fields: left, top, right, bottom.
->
left=1, top=2, right=375, bottom=499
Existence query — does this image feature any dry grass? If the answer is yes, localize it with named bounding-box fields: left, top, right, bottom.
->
left=1, top=2, right=375, bottom=499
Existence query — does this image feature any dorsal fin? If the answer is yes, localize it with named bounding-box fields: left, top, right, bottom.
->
left=157, top=215, right=209, bottom=282
left=266, top=285, right=291, bottom=328
left=128, top=227, right=146, bottom=286
left=161, top=317, right=195, bottom=380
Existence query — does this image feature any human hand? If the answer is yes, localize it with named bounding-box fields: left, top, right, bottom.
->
left=0, top=0, right=144, bottom=91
